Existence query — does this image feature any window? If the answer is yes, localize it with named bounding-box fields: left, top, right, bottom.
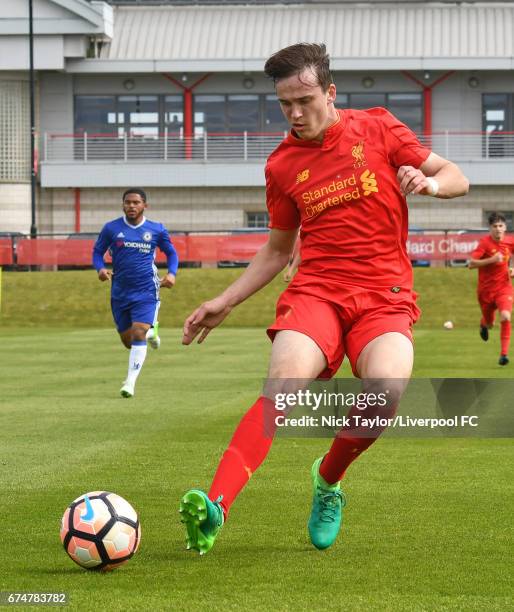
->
left=246, top=212, right=269, bottom=228
left=75, top=96, right=116, bottom=135
left=227, top=95, right=259, bottom=133
left=195, top=94, right=288, bottom=135
left=75, top=95, right=181, bottom=138
left=164, top=95, right=184, bottom=134
left=194, top=95, right=225, bottom=136
left=336, top=92, right=423, bottom=133
left=349, top=93, right=386, bottom=109
left=194, top=94, right=260, bottom=134
left=388, top=93, right=423, bottom=134
left=483, top=94, right=512, bottom=133
left=264, top=94, right=288, bottom=133
left=117, top=95, right=159, bottom=138
left=74, top=91, right=423, bottom=139
left=75, top=95, right=163, bottom=159
left=483, top=94, right=514, bottom=157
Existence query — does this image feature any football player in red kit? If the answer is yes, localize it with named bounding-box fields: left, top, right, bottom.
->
left=469, top=212, right=514, bottom=365
left=179, top=43, right=469, bottom=554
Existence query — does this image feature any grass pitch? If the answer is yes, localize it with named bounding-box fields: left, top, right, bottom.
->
left=0, top=325, right=512, bottom=611
left=0, top=266, right=482, bottom=329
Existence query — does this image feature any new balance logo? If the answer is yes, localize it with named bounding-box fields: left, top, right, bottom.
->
left=296, top=169, right=310, bottom=184
left=117, top=232, right=125, bottom=238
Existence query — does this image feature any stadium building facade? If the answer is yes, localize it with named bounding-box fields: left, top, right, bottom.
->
left=1, top=0, right=514, bottom=235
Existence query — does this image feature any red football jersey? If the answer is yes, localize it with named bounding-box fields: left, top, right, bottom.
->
left=471, top=234, right=514, bottom=296
left=265, top=108, right=431, bottom=289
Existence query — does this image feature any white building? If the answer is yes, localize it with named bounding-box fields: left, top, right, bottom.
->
left=1, top=0, right=514, bottom=234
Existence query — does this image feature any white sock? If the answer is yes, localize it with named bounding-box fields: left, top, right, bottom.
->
left=126, top=342, right=147, bottom=385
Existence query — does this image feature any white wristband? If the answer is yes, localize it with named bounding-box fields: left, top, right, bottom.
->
left=426, top=177, right=439, bottom=196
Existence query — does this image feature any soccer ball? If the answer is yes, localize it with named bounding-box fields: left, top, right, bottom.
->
left=60, top=491, right=141, bottom=571
left=443, top=321, right=454, bottom=330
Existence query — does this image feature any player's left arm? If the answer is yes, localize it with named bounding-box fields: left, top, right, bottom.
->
left=397, top=152, right=469, bottom=199
left=283, top=237, right=301, bottom=282
left=157, top=227, right=179, bottom=288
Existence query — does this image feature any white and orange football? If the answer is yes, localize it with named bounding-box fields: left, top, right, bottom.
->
left=60, top=491, right=141, bottom=571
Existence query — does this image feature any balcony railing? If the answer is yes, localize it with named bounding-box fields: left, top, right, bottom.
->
left=42, top=131, right=514, bottom=163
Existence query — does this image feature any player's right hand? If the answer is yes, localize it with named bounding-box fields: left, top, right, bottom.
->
left=397, top=165, right=431, bottom=196
left=98, top=268, right=112, bottom=282
left=182, top=297, right=233, bottom=345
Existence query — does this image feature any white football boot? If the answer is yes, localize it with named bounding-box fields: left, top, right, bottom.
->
left=120, top=381, right=135, bottom=398
left=146, top=323, right=161, bottom=350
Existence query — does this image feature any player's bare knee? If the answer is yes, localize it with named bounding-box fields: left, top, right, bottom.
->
left=131, top=325, right=148, bottom=343
left=500, top=311, right=511, bottom=322
left=263, top=375, right=310, bottom=400
left=358, top=357, right=412, bottom=380
left=268, top=330, right=327, bottom=380
left=267, top=359, right=305, bottom=379
left=362, top=378, right=405, bottom=411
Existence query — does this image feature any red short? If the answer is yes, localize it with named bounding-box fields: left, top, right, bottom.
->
left=267, top=276, right=420, bottom=378
left=478, top=289, right=513, bottom=317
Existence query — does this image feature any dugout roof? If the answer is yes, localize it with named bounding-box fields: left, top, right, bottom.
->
left=72, top=2, right=514, bottom=72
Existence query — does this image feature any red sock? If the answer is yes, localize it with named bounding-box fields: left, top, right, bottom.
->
left=501, top=320, right=511, bottom=355
left=208, top=397, right=278, bottom=517
left=481, top=302, right=496, bottom=327
left=319, top=435, right=378, bottom=485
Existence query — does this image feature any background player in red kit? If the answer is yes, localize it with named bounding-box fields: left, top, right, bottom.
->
left=469, top=212, right=514, bottom=365
left=179, top=43, right=469, bottom=554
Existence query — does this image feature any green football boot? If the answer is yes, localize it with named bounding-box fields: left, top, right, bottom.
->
left=308, top=457, right=346, bottom=550
left=179, top=489, right=224, bottom=555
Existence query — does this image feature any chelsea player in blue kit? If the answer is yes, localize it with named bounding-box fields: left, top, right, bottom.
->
left=93, top=188, right=179, bottom=397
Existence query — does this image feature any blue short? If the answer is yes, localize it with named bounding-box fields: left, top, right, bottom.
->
left=111, top=299, right=160, bottom=333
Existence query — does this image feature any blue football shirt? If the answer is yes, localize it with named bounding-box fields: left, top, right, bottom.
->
left=92, top=216, right=179, bottom=302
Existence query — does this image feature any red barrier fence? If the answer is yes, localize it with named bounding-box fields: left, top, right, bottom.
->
left=1, top=232, right=485, bottom=267
left=0, top=239, right=13, bottom=265
left=154, top=233, right=269, bottom=264
left=16, top=239, right=100, bottom=266
left=407, top=233, right=481, bottom=260
left=12, top=234, right=270, bottom=266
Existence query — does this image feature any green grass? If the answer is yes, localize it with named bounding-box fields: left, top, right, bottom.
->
left=0, top=267, right=482, bottom=328
left=0, top=325, right=513, bottom=611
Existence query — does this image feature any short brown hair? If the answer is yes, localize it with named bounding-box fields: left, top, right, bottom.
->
left=488, top=212, right=506, bottom=225
left=264, top=43, right=332, bottom=91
